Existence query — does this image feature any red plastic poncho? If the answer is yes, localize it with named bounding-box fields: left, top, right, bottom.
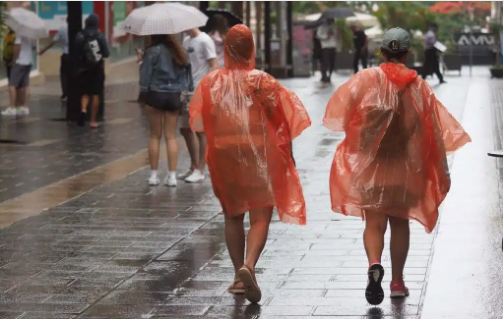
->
left=323, top=63, right=471, bottom=232
left=189, top=25, right=311, bottom=224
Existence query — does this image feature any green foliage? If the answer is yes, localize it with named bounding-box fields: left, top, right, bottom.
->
left=0, top=2, right=5, bottom=29
left=335, top=19, right=353, bottom=52
left=374, top=2, right=434, bottom=32
left=292, top=1, right=350, bottom=15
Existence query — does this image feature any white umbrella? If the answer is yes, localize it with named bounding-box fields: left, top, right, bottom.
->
left=346, top=13, right=380, bottom=29
left=123, top=2, right=208, bottom=36
left=5, top=7, right=48, bottom=39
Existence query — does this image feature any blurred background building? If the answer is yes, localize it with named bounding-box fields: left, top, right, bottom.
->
left=0, top=1, right=502, bottom=85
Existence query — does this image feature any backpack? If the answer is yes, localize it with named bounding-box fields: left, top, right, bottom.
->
left=3, top=32, right=15, bottom=63
left=81, top=32, right=103, bottom=67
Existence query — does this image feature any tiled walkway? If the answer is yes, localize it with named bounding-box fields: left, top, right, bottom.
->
left=0, top=67, right=501, bottom=318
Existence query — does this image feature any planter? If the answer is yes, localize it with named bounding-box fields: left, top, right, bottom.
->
left=443, top=54, right=462, bottom=75
left=490, top=67, right=503, bottom=78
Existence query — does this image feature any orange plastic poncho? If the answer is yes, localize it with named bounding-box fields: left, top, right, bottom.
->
left=189, top=24, right=311, bottom=224
left=323, top=63, right=471, bottom=232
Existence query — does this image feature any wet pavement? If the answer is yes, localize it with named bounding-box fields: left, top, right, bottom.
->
left=0, top=66, right=501, bottom=318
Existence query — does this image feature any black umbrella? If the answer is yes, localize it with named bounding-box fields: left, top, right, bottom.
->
left=321, top=7, right=354, bottom=20
left=304, top=7, right=354, bottom=29
left=201, top=8, right=243, bottom=32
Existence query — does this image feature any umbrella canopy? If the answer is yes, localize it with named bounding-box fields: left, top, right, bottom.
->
left=201, top=8, right=242, bottom=32
left=303, top=7, right=354, bottom=29
left=123, top=2, right=208, bottom=36
left=346, top=13, right=380, bottom=29
left=320, top=7, right=354, bottom=20
left=5, top=7, right=48, bottom=39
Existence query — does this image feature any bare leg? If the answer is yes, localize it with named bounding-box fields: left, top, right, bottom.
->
left=389, top=216, right=410, bottom=282
left=163, top=111, right=179, bottom=171
left=180, top=127, right=198, bottom=170
left=90, top=95, right=100, bottom=127
left=363, top=212, right=388, bottom=266
left=81, top=95, right=90, bottom=113
left=8, top=86, right=16, bottom=107
left=244, top=206, right=274, bottom=270
left=225, top=213, right=246, bottom=273
left=196, top=132, right=207, bottom=172
left=17, top=87, right=26, bottom=106
left=145, top=106, right=163, bottom=171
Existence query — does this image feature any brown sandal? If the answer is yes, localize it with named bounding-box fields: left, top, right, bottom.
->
left=227, top=277, right=245, bottom=294
left=237, top=265, right=261, bottom=303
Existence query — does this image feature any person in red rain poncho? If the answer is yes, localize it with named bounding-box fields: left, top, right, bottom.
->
left=323, top=28, right=470, bottom=305
left=189, top=24, right=311, bottom=303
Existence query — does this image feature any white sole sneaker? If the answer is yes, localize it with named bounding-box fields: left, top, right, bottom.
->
left=148, top=176, right=160, bottom=186
left=184, top=170, right=205, bottom=183
left=177, top=169, right=192, bottom=180
left=164, top=176, right=177, bottom=187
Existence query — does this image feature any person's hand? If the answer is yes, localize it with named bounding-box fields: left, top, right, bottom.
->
left=135, top=48, right=144, bottom=63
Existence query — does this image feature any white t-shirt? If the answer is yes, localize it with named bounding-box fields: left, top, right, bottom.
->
left=183, top=32, right=217, bottom=87
left=15, top=36, right=35, bottom=66
left=317, top=24, right=338, bottom=49
left=209, top=31, right=225, bottom=67
left=53, top=25, right=69, bottom=54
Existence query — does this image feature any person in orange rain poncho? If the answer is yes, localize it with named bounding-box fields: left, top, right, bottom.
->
left=323, top=28, right=470, bottom=305
left=189, top=24, right=311, bottom=303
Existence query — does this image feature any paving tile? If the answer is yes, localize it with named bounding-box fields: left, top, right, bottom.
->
left=0, top=74, right=479, bottom=319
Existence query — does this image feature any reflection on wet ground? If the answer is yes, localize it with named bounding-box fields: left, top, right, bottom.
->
left=0, top=71, right=501, bottom=318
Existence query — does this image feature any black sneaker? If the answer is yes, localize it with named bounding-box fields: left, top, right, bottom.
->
left=78, top=111, right=86, bottom=127
left=365, top=263, right=385, bottom=305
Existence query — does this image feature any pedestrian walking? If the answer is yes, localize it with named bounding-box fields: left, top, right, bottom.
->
left=316, top=18, right=338, bottom=83
left=189, top=24, right=311, bottom=304
left=207, top=14, right=229, bottom=67
left=312, top=32, right=322, bottom=75
left=180, top=28, right=218, bottom=183
left=74, top=14, right=109, bottom=128
left=350, top=23, right=368, bottom=73
left=1, top=33, right=35, bottom=117
left=421, top=24, right=446, bottom=84
left=39, top=19, right=70, bottom=101
left=323, top=28, right=470, bottom=305
left=139, top=34, right=192, bottom=187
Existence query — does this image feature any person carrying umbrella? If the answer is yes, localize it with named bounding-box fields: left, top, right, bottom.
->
left=323, top=27, right=470, bottom=305
left=316, top=18, right=338, bottom=83
left=123, top=2, right=206, bottom=186
left=189, top=24, right=311, bottom=303
left=1, top=7, right=47, bottom=117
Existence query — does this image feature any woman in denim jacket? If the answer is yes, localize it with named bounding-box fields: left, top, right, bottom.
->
left=140, top=34, right=192, bottom=187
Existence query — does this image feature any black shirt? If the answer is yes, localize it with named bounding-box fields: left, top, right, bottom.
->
left=353, top=30, right=367, bottom=49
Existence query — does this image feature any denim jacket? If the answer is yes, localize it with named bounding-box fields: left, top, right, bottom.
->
left=139, top=44, right=193, bottom=93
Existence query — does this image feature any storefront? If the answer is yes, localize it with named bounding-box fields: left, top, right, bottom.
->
left=37, top=1, right=144, bottom=62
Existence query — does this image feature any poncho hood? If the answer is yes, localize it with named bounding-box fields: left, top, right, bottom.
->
left=380, top=63, right=417, bottom=88
left=224, top=24, right=255, bottom=70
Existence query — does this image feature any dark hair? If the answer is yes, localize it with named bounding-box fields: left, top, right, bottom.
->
left=208, top=14, right=229, bottom=36
left=381, top=48, right=409, bottom=61
left=150, top=34, right=188, bottom=66
left=85, top=14, right=99, bottom=29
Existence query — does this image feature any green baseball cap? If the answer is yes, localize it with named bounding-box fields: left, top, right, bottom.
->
left=381, top=27, right=410, bottom=53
